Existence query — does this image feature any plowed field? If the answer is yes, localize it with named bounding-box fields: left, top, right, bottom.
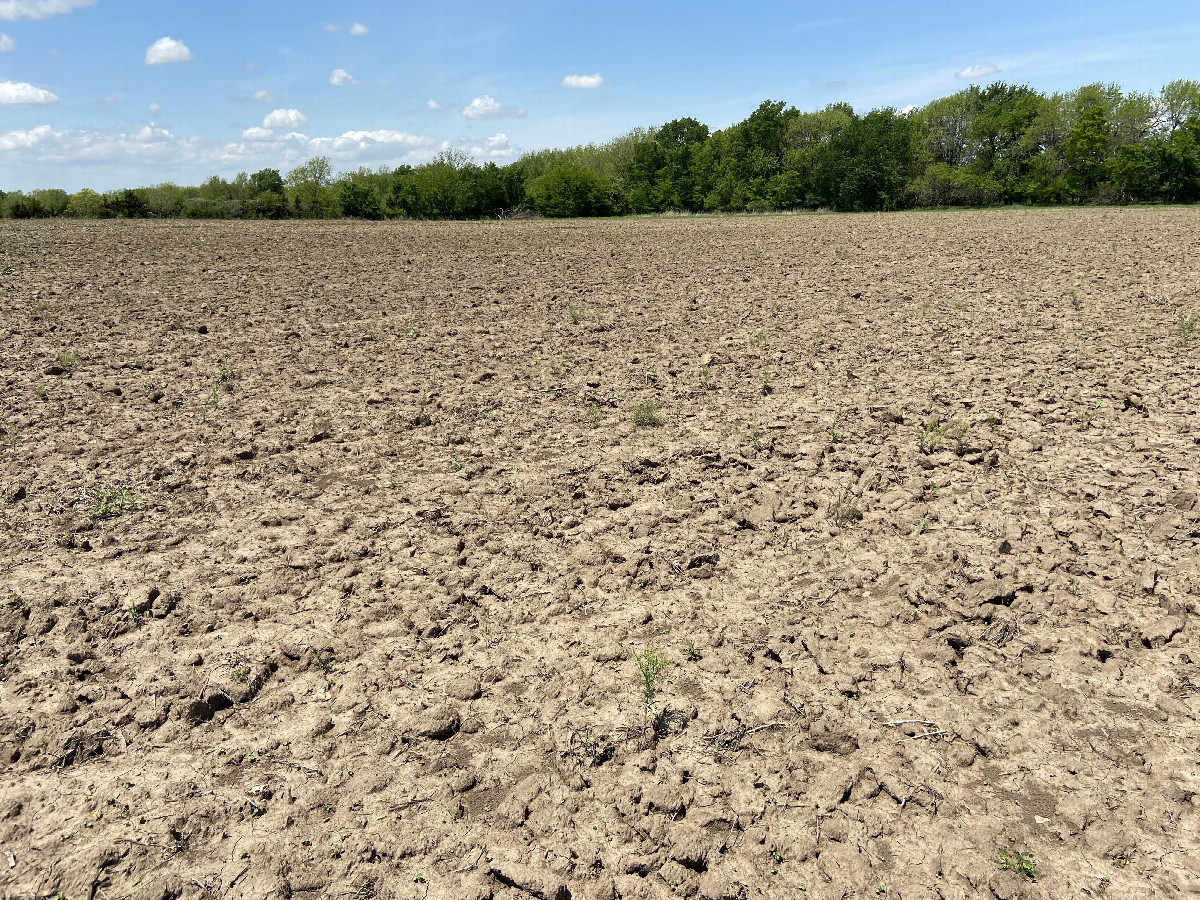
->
left=2, top=209, right=1198, bottom=900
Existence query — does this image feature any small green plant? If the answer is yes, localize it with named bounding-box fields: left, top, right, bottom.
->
left=631, top=397, right=662, bottom=428
left=682, top=640, right=701, bottom=662
left=916, top=517, right=931, bottom=534
left=917, top=417, right=946, bottom=454
left=986, top=412, right=1002, bottom=427
left=1074, top=407, right=1093, bottom=431
left=751, top=330, right=766, bottom=347
left=57, top=350, right=81, bottom=368
left=948, top=419, right=970, bottom=455
left=829, top=411, right=843, bottom=445
left=1070, top=291, right=1083, bottom=312
left=996, top=848, right=1037, bottom=880
left=760, top=367, right=774, bottom=396
left=1178, top=314, right=1197, bottom=342
left=700, top=366, right=713, bottom=389
left=587, top=403, right=603, bottom=428
left=634, top=646, right=670, bottom=715
left=89, top=488, right=140, bottom=520
left=205, top=359, right=236, bottom=412
left=569, top=305, right=584, bottom=325
left=829, top=487, right=862, bottom=527
left=1, top=264, right=13, bottom=274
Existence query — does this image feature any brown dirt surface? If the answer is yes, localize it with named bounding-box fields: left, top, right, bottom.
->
left=1, top=209, right=1198, bottom=900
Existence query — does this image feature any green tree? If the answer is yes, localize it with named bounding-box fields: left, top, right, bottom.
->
left=1063, top=105, right=1112, bottom=191
left=526, top=164, right=614, bottom=217
left=286, top=156, right=338, bottom=217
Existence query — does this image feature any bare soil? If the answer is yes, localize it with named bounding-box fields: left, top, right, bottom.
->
left=1, top=209, right=1198, bottom=900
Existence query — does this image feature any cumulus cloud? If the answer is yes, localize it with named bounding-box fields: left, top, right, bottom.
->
left=148, top=102, right=160, bottom=114
left=145, top=37, right=192, bottom=65
left=899, top=104, right=917, bottom=116
left=241, top=126, right=274, bottom=141
left=0, top=0, right=93, bottom=20
left=561, top=73, right=603, bottom=89
left=462, top=94, right=501, bottom=118
left=485, top=133, right=508, bottom=149
left=132, top=124, right=172, bottom=142
left=0, top=31, right=14, bottom=50
left=0, top=80, right=58, bottom=105
left=460, top=95, right=525, bottom=119
left=349, top=21, right=368, bottom=35
left=956, top=64, right=998, bottom=80
left=262, top=108, right=307, bottom=128
left=309, top=129, right=433, bottom=154
left=329, top=68, right=357, bottom=87
left=426, top=99, right=441, bottom=110
left=250, top=89, right=279, bottom=102
left=0, top=123, right=54, bottom=148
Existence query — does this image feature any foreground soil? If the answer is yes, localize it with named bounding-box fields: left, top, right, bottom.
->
left=1, top=209, right=1198, bottom=900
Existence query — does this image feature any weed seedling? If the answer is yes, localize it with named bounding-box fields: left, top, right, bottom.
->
left=829, top=411, right=843, bottom=445
left=631, top=398, right=662, bottom=428
left=948, top=420, right=970, bottom=455
left=89, top=489, right=140, bottom=520
left=587, top=403, right=603, bottom=428
left=760, top=367, right=774, bottom=396
left=1178, top=314, right=1197, bottom=342
left=1070, top=291, right=1083, bottom=312
left=996, top=848, right=1037, bottom=880
left=569, top=305, right=584, bottom=325
left=700, top=366, right=713, bottom=390
left=57, top=350, right=81, bottom=369
left=634, top=646, right=670, bottom=717
left=829, top=487, right=863, bottom=527
left=917, top=417, right=946, bottom=454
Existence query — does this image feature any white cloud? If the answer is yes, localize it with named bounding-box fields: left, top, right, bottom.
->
left=956, top=64, right=998, bottom=80
left=148, top=102, right=160, bottom=114
left=485, top=133, right=508, bottom=149
left=321, top=22, right=340, bottom=31
left=0, top=0, right=93, bottom=20
left=0, top=31, right=14, bottom=50
left=250, top=89, right=279, bottom=102
left=898, top=104, right=917, bottom=116
left=145, top=37, right=192, bottom=65
left=0, top=80, right=58, bottom=105
left=262, top=108, right=307, bottom=128
left=426, top=99, right=441, bottom=110
left=460, top=95, right=524, bottom=119
left=310, top=129, right=434, bottom=154
left=462, top=95, right=501, bottom=118
left=0, top=123, right=54, bottom=148
left=561, top=73, right=603, bottom=89
left=329, top=68, right=357, bottom=87
left=349, top=21, right=368, bottom=35
left=241, top=126, right=274, bottom=141
left=132, top=124, right=172, bottom=142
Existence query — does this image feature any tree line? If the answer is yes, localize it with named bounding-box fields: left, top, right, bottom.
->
left=3, top=79, right=1198, bottom=220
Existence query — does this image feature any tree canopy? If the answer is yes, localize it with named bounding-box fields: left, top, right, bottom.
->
left=5, top=78, right=1199, bottom=220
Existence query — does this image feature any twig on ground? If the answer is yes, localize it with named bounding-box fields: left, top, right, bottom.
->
left=898, top=730, right=948, bottom=743
left=881, top=719, right=939, bottom=728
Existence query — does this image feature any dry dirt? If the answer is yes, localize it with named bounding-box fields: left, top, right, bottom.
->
left=1, top=209, right=1199, bottom=900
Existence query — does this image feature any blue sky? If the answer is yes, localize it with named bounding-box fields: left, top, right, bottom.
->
left=1, top=0, right=1198, bottom=191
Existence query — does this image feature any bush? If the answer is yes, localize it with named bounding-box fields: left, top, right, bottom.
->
left=526, top=165, right=615, bottom=218
left=911, top=164, right=1004, bottom=206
